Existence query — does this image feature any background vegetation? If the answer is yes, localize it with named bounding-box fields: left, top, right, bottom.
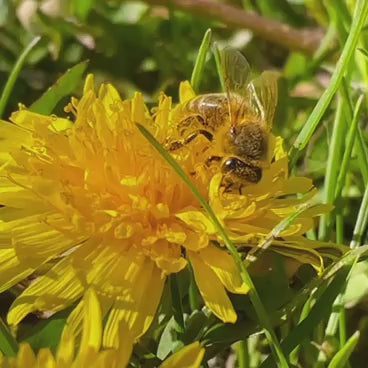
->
left=1, top=0, right=368, bottom=367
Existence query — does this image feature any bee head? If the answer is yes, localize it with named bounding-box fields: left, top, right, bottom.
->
left=221, top=157, right=262, bottom=183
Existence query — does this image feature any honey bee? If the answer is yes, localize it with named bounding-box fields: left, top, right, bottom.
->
left=169, top=47, right=278, bottom=191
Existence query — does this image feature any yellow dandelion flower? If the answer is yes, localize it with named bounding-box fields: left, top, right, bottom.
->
left=0, top=288, right=204, bottom=368
left=0, top=75, right=345, bottom=349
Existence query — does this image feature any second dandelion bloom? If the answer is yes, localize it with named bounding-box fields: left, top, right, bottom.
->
left=0, top=73, right=345, bottom=351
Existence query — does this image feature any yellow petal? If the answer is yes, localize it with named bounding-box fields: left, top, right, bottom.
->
left=0, top=120, right=31, bottom=151
left=8, top=258, right=83, bottom=325
left=56, top=329, right=75, bottom=368
left=131, top=92, right=146, bottom=125
left=0, top=249, right=37, bottom=293
left=83, top=74, right=95, bottom=94
left=179, top=81, right=196, bottom=103
left=103, top=256, right=165, bottom=347
left=155, top=94, right=172, bottom=141
left=36, top=348, right=56, bottom=368
left=199, top=247, right=249, bottom=294
left=79, top=289, right=102, bottom=353
left=270, top=241, right=324, bottom=273
left=160, top=341, right=205, bottom=368
left=16, top=344, right=37, bottom=367
left=11, top=110, right=72, bottom=132
left=176, top=210, right=217, bottom=234
left=189, top=251, right=237, bottom=323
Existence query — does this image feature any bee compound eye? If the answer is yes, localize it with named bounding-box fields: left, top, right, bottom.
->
left=222, top=157, right=239, bottom=173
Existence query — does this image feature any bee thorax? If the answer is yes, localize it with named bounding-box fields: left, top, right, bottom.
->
left=229, top=122, right=267, bottom=160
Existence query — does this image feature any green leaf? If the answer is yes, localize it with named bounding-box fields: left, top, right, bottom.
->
left=343, top=261, right=368, bottom=307
left=156, top=317, right=177, bottom=360
left=357, top=47, right=368, bottom=58
left=328, top=331, right=360, bottom=368
left=203, top=318, right=257, bottom=346
left=182, top=310, right=209, bottom=343
left=0, top=317, right=18, bottom=357
left=22, top=311, right=69, bottom=354
left=72, top=0, right=94, bottom=21
left=29, top=60, right=89, bottom=114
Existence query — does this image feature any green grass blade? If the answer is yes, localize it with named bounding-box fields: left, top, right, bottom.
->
left=213, top=42, right=226, bottom=92
left=288, top=295, right=312, bottom=364
left=339, top=78, right=368, bottom=184
left=327, top=331, right=360, bottom=368
left=245, top=202, right=320, bottom=266
left=288, top=0, right=368, bottom=166
left=169, top=274, right=185, bottom=335
left=0, top=36, right=41, bottom=119
left=29, top=60, right=89, bottom=114
left=0, top=317, right=18, bottom=357
left=335, top=94, right=364, bottom=198
left=236, top=340, right=249, bottom=368
left=190, top=29, right=212, bottom=93
left=350, top=177, right=368, bottom=249
left=271, top=245, right=368, bottom=334
left=136, top=123, right=289, bottom=367
left=318, top=170, right=368, bottom=361
left=260, top=267, right=350, bottom=368
left=318, top=95, right=345, bottom=241
left=355, top=125, right=368, bottom=184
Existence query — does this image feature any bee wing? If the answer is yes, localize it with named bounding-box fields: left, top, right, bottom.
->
left=247, top=71, right=278, bottom=130
left=219, top=47, right=251, bottom=125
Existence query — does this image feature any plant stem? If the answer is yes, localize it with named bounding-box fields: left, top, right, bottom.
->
left=145, top=0, right=323, bottom=54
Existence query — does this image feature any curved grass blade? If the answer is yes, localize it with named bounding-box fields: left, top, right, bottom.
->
left=0, top=36, right=41, bottom=119
left=245, top=202, right=320, bottom=266
left=169, top=274, right=185, bottom=335
left=29, top=60, right=89, bottom=114
left=0, top=317, right=18, bottom=357
left=260, top=266, right=350, bottom=368
left=318, top=96, right=345, bottom=241
left=328, top=331, right=360, bottom=368
left=213, top=42, right=226, bottom=92
left=339, top=79, right=368, bottom=184
left=190, top=29, right=212, bottom=93
left=335, top=94, right=364, bottom=198
left=136, top=123, right=289, bottom=367
left=288, top=0, right=368, bottom=166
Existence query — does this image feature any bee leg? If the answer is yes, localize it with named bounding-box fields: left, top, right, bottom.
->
left=184, top=129, right=213, bottom=144
left=168, top=130, right=213, bottom=151
left=205, top=155, right=222, bottom=167
left=168, top=141, right=185, bottom=151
